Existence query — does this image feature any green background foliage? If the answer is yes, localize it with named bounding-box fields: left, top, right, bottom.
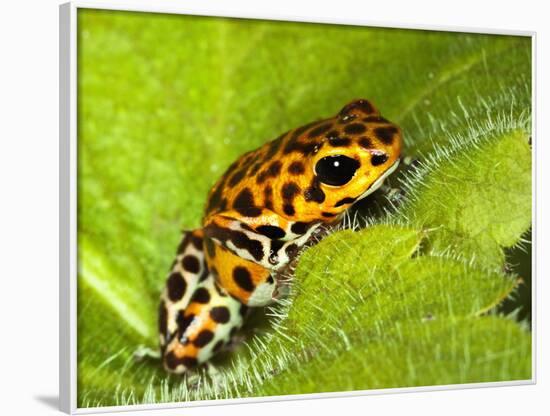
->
left=77, top=9, right=532, bottom=408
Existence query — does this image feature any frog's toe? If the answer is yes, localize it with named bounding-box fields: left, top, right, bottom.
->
left=133, top=345, right=161, bottom=362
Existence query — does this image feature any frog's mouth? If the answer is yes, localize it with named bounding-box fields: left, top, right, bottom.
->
left=356, top=159, right=400, bottom=202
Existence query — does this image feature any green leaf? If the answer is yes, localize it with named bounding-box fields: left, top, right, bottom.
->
left=282, top=226, right=424, bottom=345
left=76, top=9, right=531, bottom=407
left=258, top=317, right=531, bottom=395
left=398, top=127, right=532, bottom=268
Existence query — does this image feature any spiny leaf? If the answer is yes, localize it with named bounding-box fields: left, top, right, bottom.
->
left=258, top=317, right=532, bottom=396
left=260, top=225, right=518, bottom=366
left=398, top=124, right=531, bottom=268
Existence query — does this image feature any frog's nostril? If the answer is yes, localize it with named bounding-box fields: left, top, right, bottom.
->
left=371, top=151, right=389, bottom=166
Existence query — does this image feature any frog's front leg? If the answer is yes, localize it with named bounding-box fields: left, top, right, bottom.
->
left=203, top=210, right=324, bottom=271
left=201, top=211, right=327, bottom=307
left=204, top=241, right=279, bottom=307
left=159, top=230, right=246, bottom=374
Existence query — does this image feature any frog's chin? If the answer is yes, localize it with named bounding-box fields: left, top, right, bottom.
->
left=356, top=159, right=400, bottom=202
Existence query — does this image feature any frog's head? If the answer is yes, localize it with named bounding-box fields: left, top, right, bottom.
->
left=279, top=99, right=403, bottom=222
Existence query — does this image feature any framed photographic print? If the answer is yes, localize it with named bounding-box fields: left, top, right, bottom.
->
left=59, top=2, right=535, bottom=414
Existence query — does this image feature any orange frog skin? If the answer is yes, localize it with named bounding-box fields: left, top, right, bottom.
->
left=158, top=99, right=403, bottom=373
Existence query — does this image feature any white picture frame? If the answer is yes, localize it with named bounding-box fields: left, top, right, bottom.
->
left=59, top=2, right=536, bottom=414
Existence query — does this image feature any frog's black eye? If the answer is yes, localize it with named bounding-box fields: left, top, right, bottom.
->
left=315, top=155, right=360, bottom=186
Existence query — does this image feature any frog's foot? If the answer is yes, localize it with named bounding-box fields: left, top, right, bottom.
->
left=205, top=362, right=222, bottom=379
left=379, top=184, right=405, bottom=204
left=378, top=156, right=421, bottom=204
left=402, top=155, right=420, bottom=168
left=271, top=276, right=292, bottom=300
left=224, top=331, right=249, bottom=352
left=197, top=361, right=232, bottom=389
left=133, top=345, right=161, bottom=362
left=385, top=187, right=405, bottom=204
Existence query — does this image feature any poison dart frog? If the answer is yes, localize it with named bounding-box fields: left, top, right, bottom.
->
left=158, top=99, right=403, bottom=373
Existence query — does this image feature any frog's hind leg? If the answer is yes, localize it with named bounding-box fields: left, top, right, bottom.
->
left=158, top=230, right=205, bottom=353
left=162, top=275, right=245, bottom=373
left=159, top=230, right=245, bottom=374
